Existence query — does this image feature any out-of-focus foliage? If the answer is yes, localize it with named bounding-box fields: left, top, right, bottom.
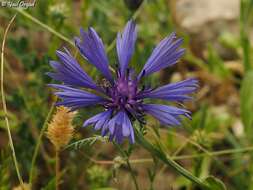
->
left=0, top=0, right=253, bottom=189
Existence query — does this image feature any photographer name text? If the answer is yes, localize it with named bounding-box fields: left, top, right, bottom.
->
left=1, top=1, right=35, bottom=9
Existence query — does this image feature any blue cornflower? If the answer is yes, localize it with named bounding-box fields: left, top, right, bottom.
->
left=48, top=20, right=198, bottom=144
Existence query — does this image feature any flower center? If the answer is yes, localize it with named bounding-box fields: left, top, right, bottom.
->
left=102, top=69, right=140, bottom=111
left=101, top=70, right=145, bottom=124
left=116, top=77, right=136, bottom=99
left=112, top=75, right=137, bottom=108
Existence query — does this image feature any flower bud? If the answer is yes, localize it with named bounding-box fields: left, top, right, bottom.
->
left=123, top=0, right=143, bottom=11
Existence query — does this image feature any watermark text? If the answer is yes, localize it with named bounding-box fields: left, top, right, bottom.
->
left=1, top=1, right=36, bottom=9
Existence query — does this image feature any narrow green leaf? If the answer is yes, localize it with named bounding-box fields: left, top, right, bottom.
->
left=240, top=0, right=253, bottom=71
left=240, top=71, right=253, bottom=134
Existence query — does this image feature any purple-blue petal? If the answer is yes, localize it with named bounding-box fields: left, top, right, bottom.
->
left=83, top=109, right=112, bottom=129
left=108, top=116, right=116, bottom=134
left=107, top=111, right=135, bottom=144
left=142, top=104, right=191, bottom=126
left=94, top=119, right=107, bottom=130
left=138, top=33, right=185, bottom=79
left=49, top=84, right=105, bottom=110
left=75, top=28, right=113, bottom=82
left=116, top=20, right=137, bottom=76
left=138, top=78, right=198, bottom=102
left=48, top=49, right=99, bottom=90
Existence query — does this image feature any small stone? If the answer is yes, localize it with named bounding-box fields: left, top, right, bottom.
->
left=171, top=0, right=239, bottom=33
left=170, top=0, right=240, bottom=58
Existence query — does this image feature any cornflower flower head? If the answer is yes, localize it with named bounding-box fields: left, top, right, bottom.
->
left=47, top=20, right=198, bottom=144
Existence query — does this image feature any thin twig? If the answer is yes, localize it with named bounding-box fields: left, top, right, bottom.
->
left=83, top=146, right=253, bottom=165
left=125, top=158, right=139, bottom=190
left=1, top=14, right=25, bottom=188
left=161, top=129, right=212, bottom=156
left=113, top=143, right=139, bottom=190
left=29, top=100, right=56, bottom=185
left=55, top=150, right=60, bottom=190
left=15, top=8, right=75, bottom=47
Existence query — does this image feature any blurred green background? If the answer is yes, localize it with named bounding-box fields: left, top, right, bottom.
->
left=0, top=0, right=253, bottom=189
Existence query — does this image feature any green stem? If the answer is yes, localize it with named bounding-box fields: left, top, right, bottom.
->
left=1, top=14, right=25, bottom=189
left=125, top=157, right=139, bottom=190
left=29, top=101, right=56, bottom=185
left=113, top=143, right=139, bottom=190
left=135, top=130, right=209, bottom=189
left=15, top=8, right=75, bottom=47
